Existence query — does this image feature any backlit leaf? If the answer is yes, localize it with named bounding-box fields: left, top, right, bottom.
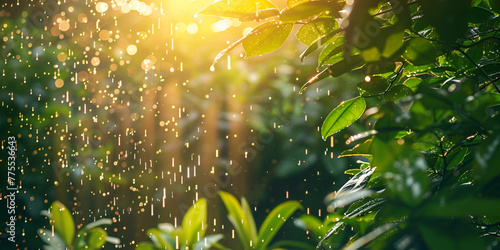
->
left=321, top=96, right=366, bottom=140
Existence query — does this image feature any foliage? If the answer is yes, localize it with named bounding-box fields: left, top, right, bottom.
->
left=136, top=198, right=225, bottom=250
left=218, top=191, right=306, bottom=250
left=38, top=201, right=119, bottom=250
left=201, top=0, right=500, bottom=249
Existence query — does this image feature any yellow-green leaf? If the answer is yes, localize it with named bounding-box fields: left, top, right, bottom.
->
left=321, top=96, right=366, bottom=140
left=49, top=201, right=75, bottom=246
left=242, top=22, right=293, bottom=57
left=198, top=0, right=278, bottom=19
left=181, top=198, right=207, bottom=247
left=257, top=201, right=302, bottom=250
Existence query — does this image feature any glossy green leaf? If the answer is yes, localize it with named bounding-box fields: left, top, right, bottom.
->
left=327, top=55, right=364, bottom=77
left=49, top=201, right=75, bottom=246
left=403, top=38, right=439, bottom=66
left=467, top=6, right=494, bottom=23
left=335, top=167, right=374, bottom=198
left=299, top=28, right=343, bottom=61
left=257, top=201, right=302, bottom=250
left=239, top=9, right=280, bottom=22
left=242, top=22, right=293, bottom=58
left=296, top=18, right=338, bottom=46
left=182, top=198, right=207, bottom=246
left=340, top=139, right=372, bottom=158
left=298, top=67, right=330, bottom=94
left=402, top=77, right=422, bottom=92
left=219, top=191, right=254, bottom=248
left=280, top=2, right=340, bottom=22
left=198, top=0, right=278, bottom=19
left=344, top=223, right=397, bottom=250
left=357, top=76, right=389, bottom=95
left=87, top=228, right=107, bottom=250
left=294, top=215, right=323, bottom=236
left=193, top=234, right=224, bottom=250
left=321, top=96, right=366, bottom=140
left=384, top=85, right=413, bottom=101
left=318, top=38, right=345, bottom=66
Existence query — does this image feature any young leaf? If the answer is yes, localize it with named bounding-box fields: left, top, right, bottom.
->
left=181, top=198, right=207, bottom=246
left=198, top=0, right=278, bottom=19
left=296, top=18, right=338, bottom=46
left=357, top=76, right=389, bottom=95
left=219, top=191, right=254, bottom=249
left=383, top=85, right=413, bottom=101
left=257, top=201, right=303, bottom=250
left=147, top=228, right=174, bottom=250
left=340, top=139, right=372, bottom=158
left=242, top=22, right=293, bottom=58
left=321, top=96, right=366, bottom=140
left=280, top=2, right=340, bottom=22
left=402, top=38, right=439, bottom=66
left=327, top=55, right=364, bottom=77
left=193, top=234, right=224, bottom=250
left=300, top=28, right=343, bottom=61
left=38, top=228, right=66, bottom=250
left=49, top=201, right=75, bottom=246
left=241, top=198, right=258, bottom=244
left=87, top=228, right=107, bottom=250
left=83, top=218, right=112, bottom=230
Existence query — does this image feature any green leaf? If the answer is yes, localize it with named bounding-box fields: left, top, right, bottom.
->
left=136, top=243, right=159, bottom=250
left=420, top=0, right=470, bottom=42
left=299, top=28, right=343, bottom=61
left=357, top=76, right=389, bottom=95
left=467, top=6, right=495, bottom=24
left=340, top=139, right=372, bottom=158
left=327, top=55, right=364, bottom=77
left=38, top=228, right=66, bottom=250
left=382, top=29, right=404, bottom=58
left=402, top=38, right=439, bottom=66
left=147, top=228, right=174, bottom=250
left=242, top=22, right=293, bottom=58
left=83, top=218, right=112, bottom=230
left=219, top=191, right=254, bottom=249
left=193, top=234, right=224, bottom=250
left=491, top=0, right=500, bottom=14
left=87, top=228, right=107, bottom=250
left=182, top=198, right=207, bottom=246
left=198, top=0, right=278, bottom=19
left=280, top=2, right=340, bottom=22
left=423, top=198, right=500, bottom=219
left=287, top=0, right=308, bottom=8
left=335, top=167, right=374, bottom=198
left=257, top=201, right=302, bottom=250
left=321, top=96, right=366, bottom=140
left=294, top=215, right=323, bottom=237
left=49, top=201, right=75, bottom=246
left=241, top=198, right=258, bottom=244
left=299, top=67, right=330, bottom=94
left=402, top=77, right=421, bottom=92
left=239, top=9, right=280, bottom=22
left=344, top=168, right=361, bottom=175
left=383, top=85, right=413, bottom=101
left=344, top=223, right=397, bottom=250
left=318, top=38, right=345, bottom=66
left=296, top=18, right=338, bottom=46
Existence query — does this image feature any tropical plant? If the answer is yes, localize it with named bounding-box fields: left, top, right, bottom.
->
left=136, top=198, right=224, bottom=250
left=38, top=201, right=119, bottom=250
left=218, top=191, right=306, bottom=249
left=201, top=0, right=500, bottom=248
